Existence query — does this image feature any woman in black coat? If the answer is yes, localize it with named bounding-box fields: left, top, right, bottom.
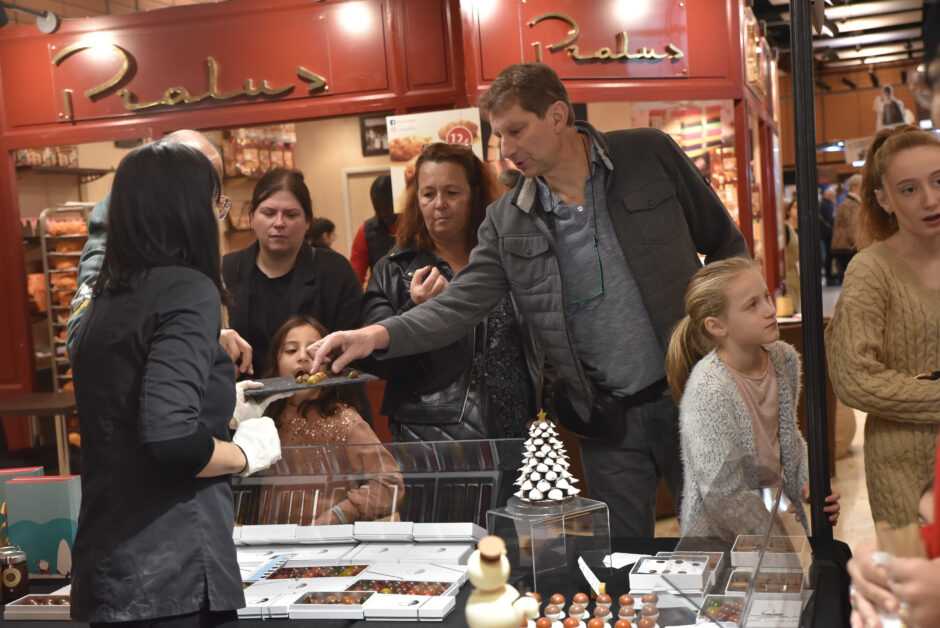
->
left=222, top=169, right=363, bottom=377
left=362, top=144, right=538, bottom=441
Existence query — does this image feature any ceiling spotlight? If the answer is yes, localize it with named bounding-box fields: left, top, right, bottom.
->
left=0, top=3, right=60, bottom=33
left=842, top=77, right=857, bottom=89
left=816, top=79, right=832, bottom=91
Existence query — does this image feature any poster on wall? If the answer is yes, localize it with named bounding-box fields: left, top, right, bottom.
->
left=385, top=108, right=483, bottom=204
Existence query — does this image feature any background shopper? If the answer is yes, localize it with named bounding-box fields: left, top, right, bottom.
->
left=362, top=143, right=536, bottom=441
left=307, top=217, right=336, bottom=249
left=307, top=62, right=748, bottom=537
left=349, top=174, right=397, bottom=283
left=830, top=173, right=863, bottom=284
left=70, top=142, right=281, bottom=626
left=819, top=186, right=837, bottom=285
left=783, top=198, right=801, bottom=312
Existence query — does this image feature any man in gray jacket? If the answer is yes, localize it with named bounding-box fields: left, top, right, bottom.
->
left=310, top=63, right=748, bottom=536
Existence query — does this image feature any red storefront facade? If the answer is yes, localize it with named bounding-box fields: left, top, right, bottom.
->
left=0, top=0, right=781, bottom=404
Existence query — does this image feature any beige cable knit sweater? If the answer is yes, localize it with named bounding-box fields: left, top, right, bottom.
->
left=826, top=241, right=940, bottom=527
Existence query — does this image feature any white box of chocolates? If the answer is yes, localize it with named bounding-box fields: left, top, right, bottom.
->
left=353, top=521, right=414, bottom=542
left=361, top=593, right=431, bottom=621
left=725, top=568, right=804, bottom=627
left=240, top=524, right=298, bottom=545
left=3, top=594, right=72, bottom=620
left=359, top=563, right=467, bottom=587
left=344, top=542, right=415, bottom=564
left=696, top=594, right=745, bottom=625
left=282, top=545, right=358, bottom=564
left=629, top=554, right=711, bottom=592
left=294, top=524, right=357, bottom=544
left=656, top=550, right=726, bottom=589
left=240, top=580, right=310, bottom=619
left=412, top=522, right=486, bottom=543
left=398, top=543, right=474, bottom=565
left=730, top=535, right=808, bottom=569
left=287, top=590, right=375, bottom=620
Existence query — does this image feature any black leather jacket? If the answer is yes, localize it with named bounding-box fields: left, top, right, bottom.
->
left=363, top=246, right=539, bottom=441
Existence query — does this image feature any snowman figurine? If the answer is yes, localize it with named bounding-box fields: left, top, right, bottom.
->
left=466, top=536, right=541, bottom=628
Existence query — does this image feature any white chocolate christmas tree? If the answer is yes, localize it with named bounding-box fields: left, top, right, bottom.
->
left=514, top=411, right=580, bottom=503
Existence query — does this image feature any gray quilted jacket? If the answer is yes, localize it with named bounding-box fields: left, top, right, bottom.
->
left=378, top=122, right=748, bottom=419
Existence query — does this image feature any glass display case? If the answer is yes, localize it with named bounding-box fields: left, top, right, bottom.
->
left=231, top=439, right=524, bottom=528
left=622, top=456, right=813, bottom=627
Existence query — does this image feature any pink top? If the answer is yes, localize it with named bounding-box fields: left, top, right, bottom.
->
left=727, top=353, right=783, bottom=487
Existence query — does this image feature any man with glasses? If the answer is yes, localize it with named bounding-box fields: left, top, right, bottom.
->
left=309, top=63, right=748, bottom=536
left=67, top=130, right=254, bottom=375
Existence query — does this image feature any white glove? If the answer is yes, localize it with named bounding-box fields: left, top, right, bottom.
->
left=232, top=380, right=292, bottom=428
left=232, top=417, right=282, bottom=476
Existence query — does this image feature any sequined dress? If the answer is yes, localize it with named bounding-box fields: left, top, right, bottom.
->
left=275, top=404, right=403, bottom=524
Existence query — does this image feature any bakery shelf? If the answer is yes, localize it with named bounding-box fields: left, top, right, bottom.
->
left=17, top=165, right=113, bottom=184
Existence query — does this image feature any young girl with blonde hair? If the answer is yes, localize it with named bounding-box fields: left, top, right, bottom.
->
left=666, top=258, right=840, bottom=536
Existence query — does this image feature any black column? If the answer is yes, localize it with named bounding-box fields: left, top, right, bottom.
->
left=789, top=0, right=833, bottom=540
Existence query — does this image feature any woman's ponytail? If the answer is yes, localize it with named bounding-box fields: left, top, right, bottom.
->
left=666, top=257, right=758, bottom=404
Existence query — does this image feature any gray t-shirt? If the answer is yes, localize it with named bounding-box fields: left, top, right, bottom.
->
left=535, top=135, right=665, bottom=396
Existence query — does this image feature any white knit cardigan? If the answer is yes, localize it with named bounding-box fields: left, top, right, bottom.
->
left=678, top=340, right=809, bottom=537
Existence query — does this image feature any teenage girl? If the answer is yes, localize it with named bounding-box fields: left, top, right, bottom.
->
left=665, top=257, right=840, bottom=536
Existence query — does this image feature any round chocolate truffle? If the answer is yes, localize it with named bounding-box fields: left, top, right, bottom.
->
left=545, top=604, right=561, bottom=617
left=618, top=606, right=636, bottom=618
left=641, top=593, right=658, bottom=605
left=614, top=620, right=631, bottom=628
left=563, top=618, right=579, bottom=628
left=573, top=592, right=589, bottom=605
left=618, top=594, right=634, bottom=607
left=531, top=592, right=542, bottom=604
left=637, top=618, right=656, bottom=628
left=596, top=593, right=612, bottom=606
left=569, top=604, right=585, bottom=617
left=641, top=603, right=658, bottom=617
left=594, top=605, right=611, bottom=619
left=536, top=618, right=552, bottom=628
left=588, top=619, right=605, bottom=628
left=550, top=594, right=566, bottom=606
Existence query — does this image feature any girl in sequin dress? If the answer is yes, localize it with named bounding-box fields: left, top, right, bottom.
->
left=262, top=315, right=402, bottom=524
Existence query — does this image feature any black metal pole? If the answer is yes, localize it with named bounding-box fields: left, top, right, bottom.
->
left=790, top=0, right=833, bottom=540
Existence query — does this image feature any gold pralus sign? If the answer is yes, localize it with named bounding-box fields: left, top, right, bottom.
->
left=51, top=41, right=329, bottom=121
left=528, top=12, right=685, bottom=64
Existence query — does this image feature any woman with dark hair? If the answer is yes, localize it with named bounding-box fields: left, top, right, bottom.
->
left=362, top=143, right=539, bottom=441
left=222, top=169, right=363, bottom=376
left=70, top=141, right=282, bottom=627
left=307, top=217, right=336, bottom=249
left=260, top=315, right=402, bottom=524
